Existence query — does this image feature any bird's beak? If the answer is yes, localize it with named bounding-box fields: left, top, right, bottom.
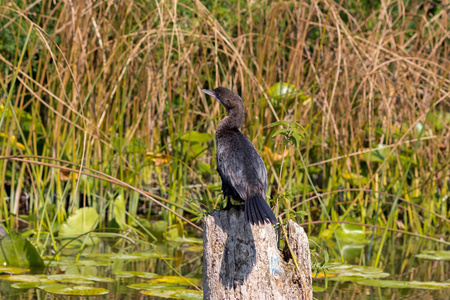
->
left=201, top=89, right=222, bottom=105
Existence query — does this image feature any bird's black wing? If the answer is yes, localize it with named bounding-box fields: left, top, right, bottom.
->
left=216, top=131, right=266, bottom=200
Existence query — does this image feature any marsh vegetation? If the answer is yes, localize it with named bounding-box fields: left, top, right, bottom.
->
left=0, top=0, right=448, bottom=298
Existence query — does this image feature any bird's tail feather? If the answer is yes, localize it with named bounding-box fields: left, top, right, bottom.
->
left=245, top=196, right=277, bottom=225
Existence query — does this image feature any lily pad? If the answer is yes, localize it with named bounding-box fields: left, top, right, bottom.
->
left=41, top=284, right=109, bottom=295
left=0, top=266, right=29, bottom=274
left=128, top=282, right=184, bottom=291
left=59, top=207, right=99, bottom=243
left=137, top=273, right=159, bottom=279
left=131, top=282, right=202, bottom=299
left=45, top=259, right=110, bottom=267
left=47, top=274, right=114, bottom=283
left=334, top=265, right=389, bottom=281
left=139, top=288, right=183, bottom=298
left=416, top=251, right=450, bottom=261
left=149, top=276, right=202, bottom=286
left=87, top=252, right=158, bottom=261
left=357, top=279, right=450, bottom=290
left=325, top=264, right=389, bottom=281
left=11, top=282, right=44, bottom=289
left=174, top=289, right=203, bottom=300
left=114, top=271, right=153, bottom=278
left=1, top=274, right=53, bottom=283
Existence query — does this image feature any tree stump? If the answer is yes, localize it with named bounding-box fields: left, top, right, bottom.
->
left=203, top=209, right=312, bottom=300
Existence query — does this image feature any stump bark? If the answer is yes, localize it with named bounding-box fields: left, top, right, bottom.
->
left=203, top=209, right=312, bottom=300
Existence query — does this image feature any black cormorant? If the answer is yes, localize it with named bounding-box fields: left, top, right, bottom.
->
left=201, top=87, right=277, bottom=225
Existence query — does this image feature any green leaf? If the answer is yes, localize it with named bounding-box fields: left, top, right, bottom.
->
left=0, top=233, right=44, bottom=272
left=268, top=120, right=290, bottom=128
left=47, top=274, right=114, bottom=283
left=180, top=131, right=213, bottom=143
left=356, top=279, right=450, bottom=290
left=41, top=284, right=110, bottom=295
left=148, top=220, right=168, bottom=240
left=293, top=122, right=307, bottom=132
left=175, top=289, right=203, bottom=300
left=129, top=282, right=201, bottom=299
left=0, top=266, right=29, bottom=274
left=416, top=251, right=450, bottom=261
left=149, top=276, right=202, bottom=286
left=12, top=282, right=44, bottom=289
left=290, top=130, right=301, bottom=147
left=268, top=82, right=298, bottom=100
left=114, top=271, right=154, bottom=278
left=272, top=128, right=288, bottom=138
left=312, top=286, right=326, bottom=292
left=113, top=195, right=126, bottom=228
left=2, top=274, right=51, bottom=283
left=198, top=162, right=213, bottom=174
left=59, top=207, right=99, bottom=239
left=86, top=252, right=159, bottom=261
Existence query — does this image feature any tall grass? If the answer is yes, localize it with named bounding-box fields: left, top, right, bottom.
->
left=0, top=0, right=448, bottom=267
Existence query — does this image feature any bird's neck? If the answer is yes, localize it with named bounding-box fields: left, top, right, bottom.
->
left=217, top=107, right=245, bottom=133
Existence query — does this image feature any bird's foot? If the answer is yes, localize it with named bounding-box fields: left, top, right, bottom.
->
left=223, top=200, right=244, bottom=212
left=235, top=204, right=245, bottom=211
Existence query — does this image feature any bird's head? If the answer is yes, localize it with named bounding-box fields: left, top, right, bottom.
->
left=201, top=86, right=243, bottom=112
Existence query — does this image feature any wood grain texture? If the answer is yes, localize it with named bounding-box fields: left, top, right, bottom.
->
left=203, top=209, right=312, bottom=300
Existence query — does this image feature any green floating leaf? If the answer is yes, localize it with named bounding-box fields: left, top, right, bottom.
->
left=150, top=276, right=202, bottom=286
left=268, top=82, right=298, bottom=100
left=0, top=233, right=45, bottom=272
left=0, top=266, right=29, bottom=274
left=59, top=207, right=99, bottom=239
left=128, top=282, right=183, bottom=291
left=47, top=274, right=114, bottom=283
left=174, top=289, right=203, bottom=300
left=46, top=259, right=110, bottom=267
left=357, top=279, right=450, bottom=290
left=1, top=274, right=53, bottom=283
left=327, top=263, right=352, bottom=272
left=130, top=282, right=201, bottom=299
left=114, top=271, right=153, bottom=278
left=137, top=273, right=159, bottom=279
left=337, top=271, right=390, bottom=280
left=312, top=286, right=326, bottom=292
left=330, top=265, right=389, bottom=281
left=87, top=252, right=158, bottom=261
left=166, top=236, right=203, bottom=244
left=416, top=251, right=450, bottom=261
left=180, top=131, right=213, bottom=143
left=139, top=288, right=182, bottom=298
left=41, top=284, right=109, bottom=295
left=12, top=282, right=43, bottom=289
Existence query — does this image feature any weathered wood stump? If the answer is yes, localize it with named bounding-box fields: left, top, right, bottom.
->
left=203, top=209, right=312, bottom=300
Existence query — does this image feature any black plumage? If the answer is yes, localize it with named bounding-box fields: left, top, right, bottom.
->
left=201, top=87, right=277, bottom=225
